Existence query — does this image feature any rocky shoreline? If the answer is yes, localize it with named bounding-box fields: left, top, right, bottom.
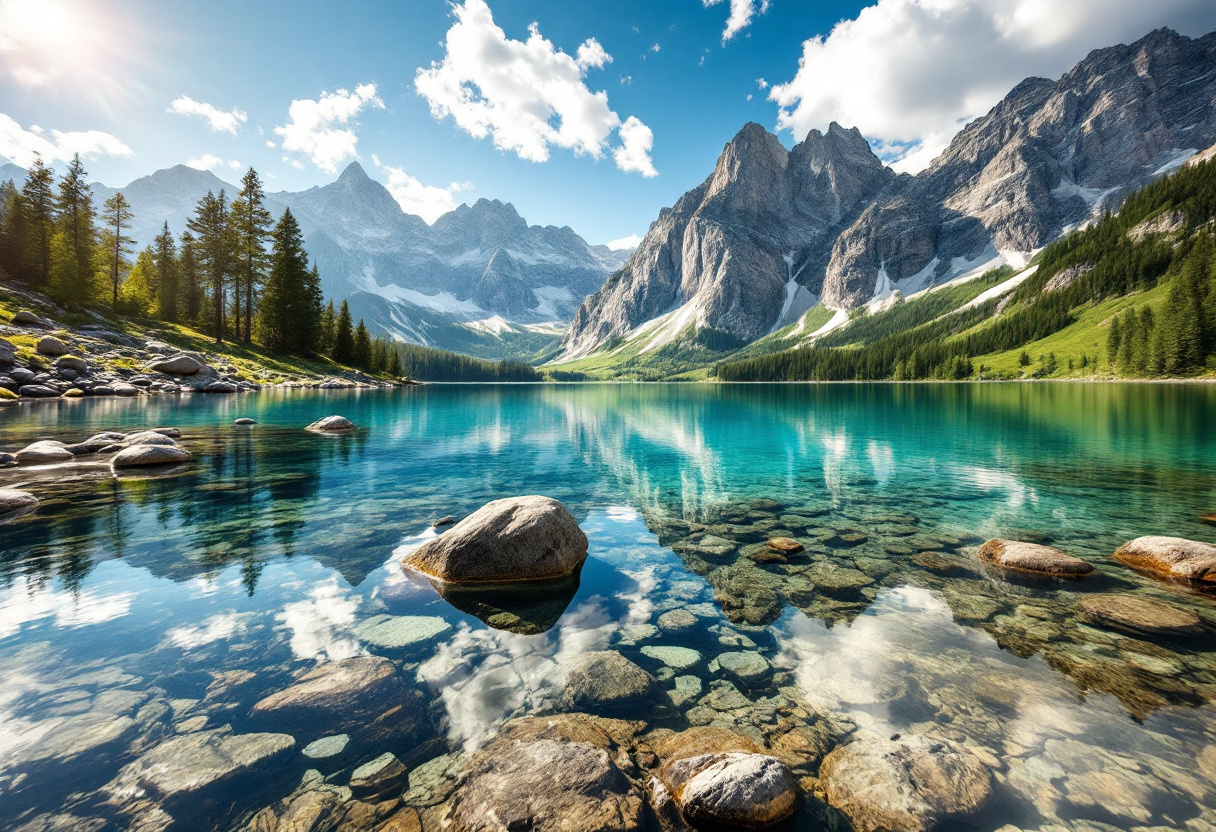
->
left=0, top=304, right=395, bottom=403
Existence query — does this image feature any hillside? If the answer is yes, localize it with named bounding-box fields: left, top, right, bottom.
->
left=716, top=155, right=1216, bottom=381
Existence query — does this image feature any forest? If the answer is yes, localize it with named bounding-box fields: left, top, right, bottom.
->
left=0, top=155, right=533, bottom=382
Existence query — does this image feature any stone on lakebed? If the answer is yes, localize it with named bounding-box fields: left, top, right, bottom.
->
left=111, top=445, right=191, bottom=469
left=1076, top=593, right=1202, bottom=636
left=0, top=489, right=38, bottom=516
left=976, top=538, right=1094, bottom=577
left=352, top=614, right=451, bottom=649
left=403, top=495, right=588, bottom=584
left=306, top=415, right=356, bottom=433
left=766, top=537, right=804, bottom=555
left=15, top=441, right=73, bottom=464
left=1114, top=536, right=1216, bottom=583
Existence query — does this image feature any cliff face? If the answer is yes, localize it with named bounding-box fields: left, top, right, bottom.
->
left=565, top=27, right=1216, bottom=357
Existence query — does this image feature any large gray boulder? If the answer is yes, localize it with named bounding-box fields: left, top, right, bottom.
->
left=977, top=539, right=1094, bottom=576
left=11, top=310, right=51, bottom=327
left=0, top=489, right=38, bottom=516
left=819, top=734, right=992, bottom=832
left=1076, top=593, right=1202, bottom=636
left=123, top=430, right=178, bottom=447
left=0, top=338, right=15, bottom=365
left=15, top=441, right=73, bottom=464
left=1114, top=536, right=1216, bottom=583
left=305, top=415, right=356, bottom=432
left=53, top=355, right=88, bottom=375
left=250, top=656, right=410, bottom=731
left=147, top=353, right=211, bottom=376
left=669, top=752, right=798, bottom=829
left=403, top=495, right=588, bottom=584
left=111, top=445, right=191, bottom=468
left=18, top=385, right=60, bottom=398
left=36, top=336, right=70, bottom=356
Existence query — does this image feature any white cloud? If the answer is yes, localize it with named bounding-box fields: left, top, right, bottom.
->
left=576, top=38, right=611, bottom=70
left=613, top=115, right=657, bottom=178
left=274, top=83, right=384, bottom=173
left=0, top=113, right=132, bottom=167
left=185, top=154, right=223, bottom=171
left=770, top=0, right=1216, bottom=173
left=372, top=156, right=470, bottom=223
left=606, top=233, right=642, bottom=250
left=11, top=65, right=53, bottom=87
left=704, top=0, right=770, bottom=43
left=756, top=77, right=768, bottom=89
left=168, top=96, right=247, bottom=135
left=415, top=0, right=656, bottom=176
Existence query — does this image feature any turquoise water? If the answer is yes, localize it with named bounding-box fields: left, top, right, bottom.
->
left=1, top=383, right=1216, bottom=830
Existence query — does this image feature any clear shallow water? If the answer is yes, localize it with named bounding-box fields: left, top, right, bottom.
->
left=1, top=383, right=1216, bottom=830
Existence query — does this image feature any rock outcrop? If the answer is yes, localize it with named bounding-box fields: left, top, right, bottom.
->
left=403, top=495, right=588, bottom=584
left=305, top=415, right=357, bottom=433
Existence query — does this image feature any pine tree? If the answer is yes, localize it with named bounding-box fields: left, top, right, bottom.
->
left=231, top=168, right=273, bottom=344
left=119, top=247, right=155, bottom=317
left=0, top=180, right=25, bottom=281
left=257, top=209, right=322, bottom=355
left=178, top=230, right=204, bottom=323
left=370, top=338, right=387, bottom=374
left=353, top=319, right=371, bottom=369
left=1106, top=316, right=1121, bottom=366
left=333, top=300, right=354, bottom=363
left=153, top=223, right=179, bottom=322
left=319, top=299, right=336, bottom=355
left=101, top=192, right=134, bottom=307
left=20, top=157, right=54, bottom=288
left=1018, top=350, right=1031, bottom=368
left=387, top=344, right=401, bottom=378
left=186, top=190, right=233, bottom=342
left=51, top=154, right=97, bottom=305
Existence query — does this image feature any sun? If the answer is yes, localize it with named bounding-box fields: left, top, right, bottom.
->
left=0, top=0, right=104, bottom=73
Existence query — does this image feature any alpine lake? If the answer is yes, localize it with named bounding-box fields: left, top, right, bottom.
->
left=2, top=382, right=1216, bottom=832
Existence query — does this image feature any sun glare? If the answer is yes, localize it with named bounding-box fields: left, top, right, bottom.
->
left=0, top=0, right=105, bottom=73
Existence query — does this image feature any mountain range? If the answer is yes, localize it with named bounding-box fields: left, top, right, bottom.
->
left=559, top=27, right=1216, bottom=362
left=68, top=162, right=630, bottom=359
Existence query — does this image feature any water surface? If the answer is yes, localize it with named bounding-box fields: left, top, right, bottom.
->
left=2, top=383, right=1215, bottom=830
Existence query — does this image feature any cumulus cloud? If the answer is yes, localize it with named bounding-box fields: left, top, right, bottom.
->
left=371, top=155, right=470, bottom=223
left=704, top=0, right=770, bottom=43
left=613, top=115, right=657, bottom=177
left=169, top=96, right=248, bottom=135
left=0, top=112, right=132, bottom=167
left=606, top=233, right=642, bottom=251
left=274, top=83, right=384, bottom=173
left=415, top=0, right=656, bottom=176
left=771, top=0, right=1216, bottom=173
left=185, top=154, right=223, bottom=171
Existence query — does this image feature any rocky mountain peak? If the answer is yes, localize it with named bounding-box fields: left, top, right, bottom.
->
left=337, top=161, right=372, bottom=183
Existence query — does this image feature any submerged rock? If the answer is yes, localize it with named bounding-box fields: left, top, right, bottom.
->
left=403, top=495, right=588, bottom=584
left=349, top=752, right=407, bottom=797
left=444, top=715, right=644, bottom=832
left=250, top=656, right=415, bottom=736
left=717, top=651, right=772, bottom=689
left=977, top=538, right=1094, bottom=576
left=819, top=734, right=992, bottom=832
left=234, top=418, right=256, bottom=425
left=766, top=537, right=804, bottom=555
left=641, top=645, right=702, bottom=671
left=352, top=614, right=451, bottom=649
left=1076, top=593, right=1202, bottom=636
left=564, top=651, right=660, bottom=712
left=306, top=415, right=356, bottom=433
left=0, top=488, right=38, bottom=516
left=111, top=445, right=191, bottom=469
left=104, top=726, right=294, bottom=817
left=1114, top=536, right=1216, bottom=583
left=657, top=609, right=699, bottom=634
left=301, top=734, right=349, bottom=759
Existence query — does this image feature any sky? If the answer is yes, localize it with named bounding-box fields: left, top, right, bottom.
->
left=2, top=0, right=1216, bottom=248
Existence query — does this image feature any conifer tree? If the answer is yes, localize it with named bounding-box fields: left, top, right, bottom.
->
left=101, top=192, right=134, bottom=307
left=51, top=154, right=97, bottom=305
left=370, top=338, right=387, bottom=374
left=178, top=230, right=204, bottom=323
left=387, top=345, right=401, bottom=378
left=231, top=168, right=273, bottom=344
left=333, top=299, right=354, bottom=363
left=119, top=247, right=155, bottom=317
left=353, top=319, right=371, bottom=369
left=319, top=299, right=336, bottom=355
left=257, top=209, right=323, bottom=355
left=187, top=190, right=233, bottom=342
left=20, top=157, right=54, bottom=288
left=153, top=222, right=179, bottom=322
left=0, top=181, right=25, bottom=281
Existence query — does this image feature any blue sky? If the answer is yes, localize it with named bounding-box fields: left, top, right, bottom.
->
left=2, top=0, right=1215, bottom=247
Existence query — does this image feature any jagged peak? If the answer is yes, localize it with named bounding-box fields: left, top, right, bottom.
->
left=338, top=161, right=371, bottom=182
